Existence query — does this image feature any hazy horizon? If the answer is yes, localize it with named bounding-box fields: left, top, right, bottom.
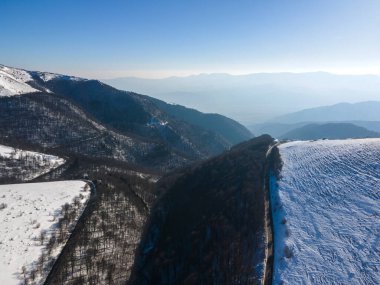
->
left=103, top=70, right=380, bottom=81
left=3, top=61, right=380, bottom=82
left=4, top=61, right=380, bottom=80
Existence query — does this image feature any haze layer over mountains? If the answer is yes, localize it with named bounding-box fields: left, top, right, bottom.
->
left=105, top=72, right=380, bottom=124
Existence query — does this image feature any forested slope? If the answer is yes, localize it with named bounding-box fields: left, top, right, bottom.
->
left=130, top=135, right=279, bottom=285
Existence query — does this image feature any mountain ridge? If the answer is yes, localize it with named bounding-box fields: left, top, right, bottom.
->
left=279, top=122, right=380, bottom=140
left=0, top=64, right=252, bottom=172
left=272, top=101, right=380, bottom=123
left=104, top=72, right=380, bottom=123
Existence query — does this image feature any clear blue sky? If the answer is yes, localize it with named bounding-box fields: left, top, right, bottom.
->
left=1, top=0, right=379, bottom=78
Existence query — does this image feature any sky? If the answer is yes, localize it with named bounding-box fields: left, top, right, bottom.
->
left=1, top=0, right=380, bottom=79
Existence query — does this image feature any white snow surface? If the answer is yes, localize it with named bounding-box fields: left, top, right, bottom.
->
left=0, top=181, right=90, bottom=285
left=0, top=65, right=38, bottom=96
left=271, top=139, right=380, bottom=284
left=0, top=144, right=65, bottom=181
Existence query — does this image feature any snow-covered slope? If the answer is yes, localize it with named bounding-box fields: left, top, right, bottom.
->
left=0, top=65, right=38, bottom=96
left=0, top=181, right=90, bottom=285
left=271, top=139, right=380, bottom=284
left=0, top=144, right=65, bottom=181
left=0, top=64, right=86, bottom=96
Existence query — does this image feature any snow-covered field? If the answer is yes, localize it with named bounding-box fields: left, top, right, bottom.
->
left=271, top=139, right=380, bottom=284
left=0, top=181, right=90, bottom=285
left=0, top=144, right=65, bottom=181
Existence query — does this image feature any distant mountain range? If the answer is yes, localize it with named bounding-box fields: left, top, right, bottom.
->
left=249, top=102, right=380, bottom=140
left=279, top=123, right=380, bottom=140
left=272, top=101, right=380, bottom=123
left=0, top=64, right=252, bottom=172
left=104, top=73, right=380, bottom=124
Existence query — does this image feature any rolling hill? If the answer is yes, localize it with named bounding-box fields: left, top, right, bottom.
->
left=105, top=73, right=380, bottom=124
left=250, top=102, right=380, bottom=139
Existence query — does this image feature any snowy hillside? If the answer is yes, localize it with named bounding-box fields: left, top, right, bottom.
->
left=0, top=65, right=38, bottom=96
left=0, top=144, right=65, bottom=182
left=0, top=181, right=90, bottom=285
left=0, top=64, right=86, bottom=96
left=271, top=139, right=380, bottom=284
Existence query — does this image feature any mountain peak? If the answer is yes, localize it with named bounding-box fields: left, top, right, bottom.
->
left=31, top=71, right=86, bottom=83
left=0, top=65, right=39, bottom=96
